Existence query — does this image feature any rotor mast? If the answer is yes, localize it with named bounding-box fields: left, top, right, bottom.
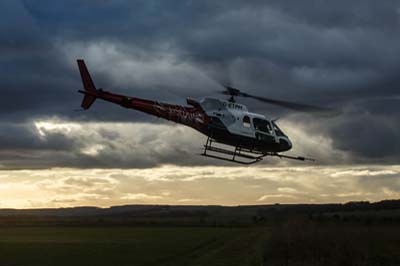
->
left=223, top=86, right=241, bottom=103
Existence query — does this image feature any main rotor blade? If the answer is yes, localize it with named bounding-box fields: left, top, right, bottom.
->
left=246, top=94, right=333, bottom=113
left=218, top=85, right=339, bottom=115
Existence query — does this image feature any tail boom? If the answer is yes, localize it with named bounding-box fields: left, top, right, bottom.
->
left=75, top=59, right=210, bottom=131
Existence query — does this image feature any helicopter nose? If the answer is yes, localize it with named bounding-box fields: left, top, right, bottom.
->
left=287, top=138, right=292, bottom=150
left=280, top=137, right=292, bottom=151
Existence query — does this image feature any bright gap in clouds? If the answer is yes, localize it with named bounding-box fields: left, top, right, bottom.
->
left=30, top=117, right=348, bottom=166
left=0, top=118, right=392, bottom=208
left=35, top=120, right=82, bottom=137
left=0, top=165, right=399, bottom=208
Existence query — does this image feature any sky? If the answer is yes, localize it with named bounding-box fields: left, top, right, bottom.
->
left=1, top=0, right=399, bottom=208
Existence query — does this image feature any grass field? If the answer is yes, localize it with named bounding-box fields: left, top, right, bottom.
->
left=0, top=227, right=266, bottom=266
left=0, top=224, right=399, bottom=266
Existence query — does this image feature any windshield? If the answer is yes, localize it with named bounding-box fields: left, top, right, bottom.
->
left=272, top=121, right=286, bottom=137
left=253, top=118, right=273, bottom=135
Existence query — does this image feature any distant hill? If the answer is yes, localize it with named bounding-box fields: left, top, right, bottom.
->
left=0, top=199, right=399, bottom=227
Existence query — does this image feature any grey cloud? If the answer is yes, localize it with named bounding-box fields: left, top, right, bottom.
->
left=358, top=173, right=400, bottom=193
left=283, top=111, right=400, bottom=165
left=0, top=0, right=398, bottom=167
left=329, top=114, right=400, bottom=159
left=0, top=120, right=237, bottom=169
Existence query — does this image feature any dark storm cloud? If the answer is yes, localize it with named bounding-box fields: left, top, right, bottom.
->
left=0, top=123, right=73, bottom=150
left=1, top=0, right=399, bottom=168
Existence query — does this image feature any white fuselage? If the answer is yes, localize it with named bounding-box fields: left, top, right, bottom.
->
left=199, top=97, right=292, bottom=151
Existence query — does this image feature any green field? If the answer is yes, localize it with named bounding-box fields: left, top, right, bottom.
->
left=0, top=227, right=266, bottom=266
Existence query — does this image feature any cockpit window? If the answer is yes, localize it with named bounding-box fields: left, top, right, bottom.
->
left=272, top=121, right=286, bottom=137
left=242, top=116, right=251, bottom=128
left=253, top=118, right=273, bottom=135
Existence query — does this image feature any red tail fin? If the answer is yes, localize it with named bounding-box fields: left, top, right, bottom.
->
left=77, top=59, right=97, bottom=109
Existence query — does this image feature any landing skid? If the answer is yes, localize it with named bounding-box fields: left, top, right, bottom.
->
left=202, top=136, right=264, bottom=165
left=201, top=136, right=315, bottom=164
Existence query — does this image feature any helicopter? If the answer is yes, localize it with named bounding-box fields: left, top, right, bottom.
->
left=76, top=59, right=328, bottom=164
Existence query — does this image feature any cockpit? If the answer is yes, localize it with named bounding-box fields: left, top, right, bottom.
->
left=253, top=118, right=273, bottom=135
left=252, top=117, right=291, bottom=150
left=252, top=118, right=287, bottom=137
left=271, top=121, right=287, bottom=137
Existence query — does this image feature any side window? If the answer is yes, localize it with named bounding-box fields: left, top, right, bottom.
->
left=242, top=116, right=251, bottom=128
